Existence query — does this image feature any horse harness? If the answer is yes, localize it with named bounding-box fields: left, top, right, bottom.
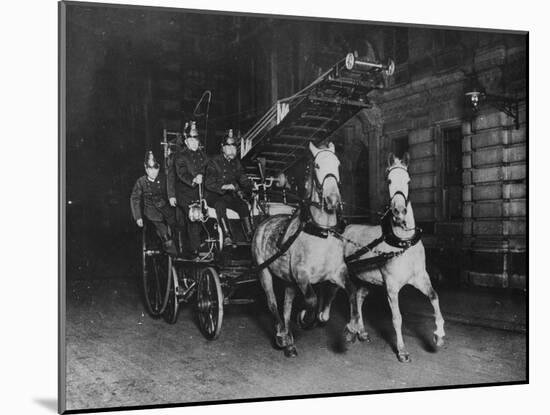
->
left=339, top=163, right=422, bottom=268
left=306, top=150, right=342, bottom=213
left=386, top=164, right=410, bottom=207
left=252, top=150, right=344, bottom=273
left=251, top=203, right=345, bottom=274
left=342, top=210, right=422, bottom=268
left=252, top=160, right=422, bottom=272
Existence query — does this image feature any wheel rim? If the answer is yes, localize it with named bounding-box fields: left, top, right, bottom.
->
left=142, top=226, right=172, bottom=317
left=163, top=266, right=179, bottom=324
left=216, top=222, right=223, bottom=252
left=197, top=267, right=224, bottom=340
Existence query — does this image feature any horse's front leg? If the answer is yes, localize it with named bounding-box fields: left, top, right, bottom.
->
left=258, top=268, right=286, bottom=349
left=386, top=286, right=410, bottom=362
left=412, top=271, right=445, bottom=348
left=295, top=272, right=318, bottom=330
left=282, top=285, right=297, bottom=357
left=318, top=284, right=339, bottom=324
left=335, top=265, right=368, bottom=344
left=355, top=285, right=370, bottom=342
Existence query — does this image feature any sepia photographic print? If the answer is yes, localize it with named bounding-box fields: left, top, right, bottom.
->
left=59, top=1, right=528, bottom=413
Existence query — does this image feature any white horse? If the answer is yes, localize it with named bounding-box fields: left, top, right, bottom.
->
left=339, top=153, right=446, bottom=362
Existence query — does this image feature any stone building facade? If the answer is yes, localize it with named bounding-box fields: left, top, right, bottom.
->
left=153, top=16, right=528, bottom=289
left=64, top=4, right=527, bottom=285
left=331, top=30, right=527, bottom=289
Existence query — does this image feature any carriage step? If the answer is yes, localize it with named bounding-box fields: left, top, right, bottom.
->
left=224, top=298, right=255, bottom=305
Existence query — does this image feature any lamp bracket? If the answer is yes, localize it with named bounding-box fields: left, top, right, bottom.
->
left=486, top=94, right=521, bottom=129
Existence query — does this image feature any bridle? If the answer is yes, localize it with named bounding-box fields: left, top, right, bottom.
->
left=307, top=150, right=342, bottom=213
left=386, top=164, right=416, bottom=230
left=387, top=164, right=409, bottom=211
left=386, top=164, right=410, bottom=207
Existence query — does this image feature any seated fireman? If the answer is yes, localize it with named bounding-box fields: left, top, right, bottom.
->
left=131, top=151, right=178, bottom=256
left=167, top=121, right=208, bottom=256
left=205, top=129, right=253, bottom=247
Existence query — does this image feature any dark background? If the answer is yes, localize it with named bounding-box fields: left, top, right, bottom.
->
left=64, top=3, right=526, bottom=289
left=64, top=4, right=391, bottom=280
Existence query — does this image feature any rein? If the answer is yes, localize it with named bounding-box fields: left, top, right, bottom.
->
left=250, top=208, right=304, bottom=273
left=341, top=210, right=422, bottom=266
left=251, top=149, right=343, bottom=272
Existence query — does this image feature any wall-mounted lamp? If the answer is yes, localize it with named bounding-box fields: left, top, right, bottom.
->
left=464, top=73, right=523, bottom=130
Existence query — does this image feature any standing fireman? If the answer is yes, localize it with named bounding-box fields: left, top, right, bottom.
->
left=167, top=121, right=208, bottom=256
left=205, top=129, right=253, bottom=247
left=131, top=151, right=178, bottom=256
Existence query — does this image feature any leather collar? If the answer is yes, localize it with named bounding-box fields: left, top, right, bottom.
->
left=381, top=211, right=422, bottom=249
left=301, top=203, right=346, bottom=239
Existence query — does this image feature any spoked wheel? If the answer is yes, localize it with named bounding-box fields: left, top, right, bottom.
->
left=196, top=267, right=224, bottom=340
left=142, top=226, right=172, bottom=317
left=163, top=266, right=180, bottom=324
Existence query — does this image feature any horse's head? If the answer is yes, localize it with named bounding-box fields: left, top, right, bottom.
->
left=386, top=152, right=411, bottom=227
left=308, top=141, right=342, bottom=213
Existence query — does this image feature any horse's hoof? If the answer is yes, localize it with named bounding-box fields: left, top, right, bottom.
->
left=297, top=309, right=317, bottom=330
left=284, top=345, right=298, bottom=358
left=275, top=335, right=285, bottom=349
left=343, top=327, right=357, bottom=344
left=397, top=352, right=411, bottom=363
left=357, top=332, right=371, bottom=343
left=433, top=334, right=445, bottom=348
left=318, top=312, right=329, bottom=325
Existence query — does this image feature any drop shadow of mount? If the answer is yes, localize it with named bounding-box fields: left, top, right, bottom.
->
left=34, top=398, right=57, bottom=413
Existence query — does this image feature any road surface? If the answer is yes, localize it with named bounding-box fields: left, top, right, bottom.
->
left=63, top=278, right=526, bottom=411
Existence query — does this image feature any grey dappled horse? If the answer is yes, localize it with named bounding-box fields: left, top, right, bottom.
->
left=252, top=142, right=367, bottom=357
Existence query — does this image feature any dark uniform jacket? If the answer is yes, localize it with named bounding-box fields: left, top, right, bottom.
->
left=167, top=147, right=208, bottom=204
left=205, top=154, right=252, bottom=196
left=130, top=174, right=172, bottom=222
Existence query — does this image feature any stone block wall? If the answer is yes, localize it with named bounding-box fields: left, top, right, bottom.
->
left=407, top=129, right=437, bottom=222
left=371, top=36, right=527, bottom=289
left=461, top=101, right=527, bottom=288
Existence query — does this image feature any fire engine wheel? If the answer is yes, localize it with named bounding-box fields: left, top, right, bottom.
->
left=163, top=266, right=180, bottom=324
left=196, top=267, right=224, bottom=340
left=142, top=228, right=172, bottom=317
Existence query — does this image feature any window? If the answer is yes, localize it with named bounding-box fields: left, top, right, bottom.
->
left=442, top=127, right=463, bottom=220
left=393, top=136, right=409, bottom=159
